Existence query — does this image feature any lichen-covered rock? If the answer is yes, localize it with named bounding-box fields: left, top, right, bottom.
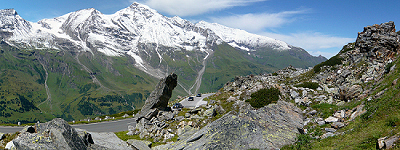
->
left=355, top=21, right=400, bottom=59
left=338, top=84, right=363, bottom=101
left=156, top=101, right=303, bottom=149
left=10, top=118, right=88, bottom=150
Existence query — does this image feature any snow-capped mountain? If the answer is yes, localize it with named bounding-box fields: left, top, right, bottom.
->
left=0, top=2, right=325, bottom=95
left=196, top=21, right=290, bottom=51
left=1, top=2, right=290, bottom=62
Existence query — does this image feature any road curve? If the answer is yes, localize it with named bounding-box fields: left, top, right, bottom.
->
left=180, top=93, right=214, bottom=108
left=0, top=118, right=135, bottom=134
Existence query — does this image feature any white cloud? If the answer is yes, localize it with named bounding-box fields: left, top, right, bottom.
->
left=210, top=10, right=307, bottom=32
left=140, top=0, right=265, bottom=16
left=261, top=32, right=354, bottom=58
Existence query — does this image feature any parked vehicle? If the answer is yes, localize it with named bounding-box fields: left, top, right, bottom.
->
left=188, top=97, right=194, bottom=101
left=196, top=93, right=202, bottom=97
left=172, top=103, right=183, bottom=109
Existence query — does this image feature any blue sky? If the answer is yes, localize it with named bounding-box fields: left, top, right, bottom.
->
left=2, top=0, right=399, bottom=58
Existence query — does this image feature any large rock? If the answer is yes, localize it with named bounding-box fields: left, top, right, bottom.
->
left=155, top=101, right=303, bottom=149
left=9, top=118, right=89, bottom=150
left=338, top=84, right=363, bottom=101
left=355, top=21, right=400, bottom=59
left=134, top=73, right=177, bottom=121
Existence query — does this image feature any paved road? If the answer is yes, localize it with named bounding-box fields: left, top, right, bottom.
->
left=180, top=93, right=214, bottom=108
left=0, top=118, right=135, bottom=134
left=0, top=93, right=215, bottom=134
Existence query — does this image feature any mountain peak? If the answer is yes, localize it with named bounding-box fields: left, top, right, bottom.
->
left=0, top=8, right=18, bottom=16
left=129, top=2, right=153, bottom=11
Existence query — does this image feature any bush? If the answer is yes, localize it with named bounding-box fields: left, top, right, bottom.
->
left=246, top=87, right=280, bottom=108
left=295, top=82, right=319, bottom=90
left=386, top=117, right=400, bottom=127
left=385, top=62, right=394, bottom=74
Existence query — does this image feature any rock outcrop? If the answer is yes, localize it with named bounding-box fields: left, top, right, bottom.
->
left=155, top=101, right=303, bottom=150
left=134, top=73, right=177, bottom=121
left=356, top=21, right=399, bottom=59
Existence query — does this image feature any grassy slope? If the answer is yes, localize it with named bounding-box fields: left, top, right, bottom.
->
left=250, top=46, right=326, bottom=69
left=283, top=55, right=400, bottom=149
left=0, top=42, right=54, bottom=123
left=0, top=42, right=160, bottom=123
left=309, top=57, right=400, bottom=149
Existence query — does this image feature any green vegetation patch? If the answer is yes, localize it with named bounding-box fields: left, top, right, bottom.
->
left=295, top=82, right=320, bottom=90
left=246, top=87, right=280, bottom=108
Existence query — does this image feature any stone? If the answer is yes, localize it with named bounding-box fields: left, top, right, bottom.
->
left=325, top=116, right=339, bottom=123
left=349, top=104, right=367, bottom=121
left=377, top=137, right=386, bottom=149
left=321, top=132, right=335, bottom=139
left=127, top=139, right=152, bottom=150
left=331, top=122, right=345, bottom=129
left=175, top=116, right=184, bottom=121
left=226, top=96, right=237, bottom=102
left=393, top=78, right=398, bottom=85
left=191, top=114, right=204, bottom=119
left=189, top=108, right=202, bottom=114
left=338, top=84, right=363, bottom=101
left=5, top=141, right=15, bottom=149
left=164, top=133, right=175, bottom=140
left=144, top=108, right=159, bottom=120
left=134, top=73, right=178, bottom=121
left=290, top=90, right=300, bottom=99
left=325, top=128, right=337, bottom=133
left=185, top=113, right=191, bottom=118
left=384, top=134, right=400, bottom=149
left=317, top=121, right=326, bottom=126
left=203, top=108, right=216, bottom=117
left=122, top=114, right=129, bottom=118
left=303, top=118, right=311, bottom=126
left=307, top=110, right=317, bottom=116
left=214, top=105, right=226, bottom=115
left=0, top=132, right=4, bottom=140
left=302, top=90, right=308, bottom=97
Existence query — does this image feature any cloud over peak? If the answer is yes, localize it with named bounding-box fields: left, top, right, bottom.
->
left=210, top=9, right=307, bottom=32
left=142, top=0, right=265, bottom=16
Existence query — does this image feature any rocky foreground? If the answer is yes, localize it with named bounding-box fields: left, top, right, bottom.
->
left=2, top=21, right=400, bottom=149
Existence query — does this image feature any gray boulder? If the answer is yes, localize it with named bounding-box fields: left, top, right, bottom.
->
left=0, top=132, right=4, bottom=140
left=338, top=84, right=363, bottom=101
left=134, top=73, right=177, bottom=121
left=10, top=118, right=88, bottom=150
left=158, top=101, right=303, bottom=149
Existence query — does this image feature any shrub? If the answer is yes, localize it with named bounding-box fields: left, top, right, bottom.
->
left=246, top=87, right=280, bottom=108
left=295, top=82, right=319, bottom=90
left=385, top=62, right=394, bottom=74
left=386, top=117, right=400, bottom=127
